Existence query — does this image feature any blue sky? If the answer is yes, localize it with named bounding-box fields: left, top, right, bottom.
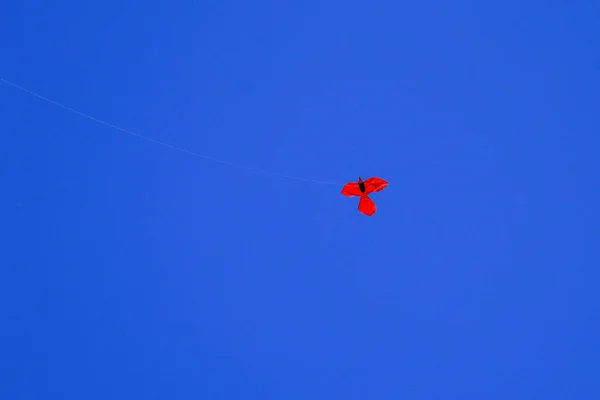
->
left=1, top=1, right=599, bottom=398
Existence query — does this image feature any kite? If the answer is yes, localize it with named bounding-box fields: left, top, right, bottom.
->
left=341, top=177, right=388, bottom=216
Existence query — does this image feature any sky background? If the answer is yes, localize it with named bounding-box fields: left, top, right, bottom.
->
left=1, top=1, right=599, bottom=399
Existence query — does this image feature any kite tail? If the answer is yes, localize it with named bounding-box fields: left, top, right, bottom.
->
left=358, top=194, right=376, bottom=216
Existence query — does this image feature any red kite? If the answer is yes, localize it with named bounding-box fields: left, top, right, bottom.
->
left=341, top=177, right=388, bottom=216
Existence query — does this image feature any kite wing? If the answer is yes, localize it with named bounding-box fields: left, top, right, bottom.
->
left=341, top=182, right=362, bottom=197
left=364, top=177, right=388, bottom=194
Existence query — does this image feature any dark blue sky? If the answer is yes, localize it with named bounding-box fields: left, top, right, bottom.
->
left=2, top=1, right=599, bottom=398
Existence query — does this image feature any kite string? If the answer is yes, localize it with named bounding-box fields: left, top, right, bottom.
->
left=0, top=77, right=343, bottom=186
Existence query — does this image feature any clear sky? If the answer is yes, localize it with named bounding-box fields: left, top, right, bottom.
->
left=1, top=1, right=599, bottom=399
